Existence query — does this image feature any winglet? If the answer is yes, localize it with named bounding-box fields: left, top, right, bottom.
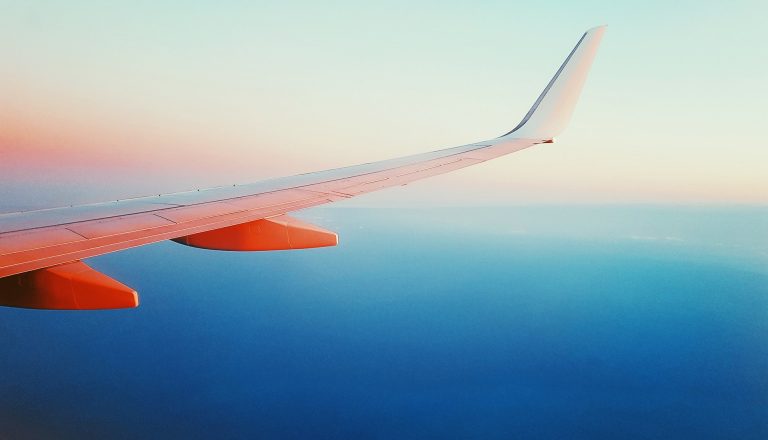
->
left=501, top=26, right=606, bottom=140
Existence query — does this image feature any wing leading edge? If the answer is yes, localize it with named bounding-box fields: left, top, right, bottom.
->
left=0, top=26, right=606, bottom=309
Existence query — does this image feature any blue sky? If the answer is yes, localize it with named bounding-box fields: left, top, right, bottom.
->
left=1, top=0, right=766, bottom=208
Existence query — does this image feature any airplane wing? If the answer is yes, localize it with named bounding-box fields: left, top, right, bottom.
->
left=0, top=26, right=606, bottom=309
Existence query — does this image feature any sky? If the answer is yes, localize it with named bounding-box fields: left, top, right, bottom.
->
left=1, top=0, right=767, bottom=210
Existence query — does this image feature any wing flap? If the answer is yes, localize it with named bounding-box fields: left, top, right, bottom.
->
left=154, top=202, right=246, bottom=224
left=67, top=213, right=176, bottom=239
left=0, top=228, right=87, bottom=255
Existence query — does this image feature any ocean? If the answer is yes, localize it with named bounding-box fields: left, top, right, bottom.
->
left=1, top=206, right=766, bottom=439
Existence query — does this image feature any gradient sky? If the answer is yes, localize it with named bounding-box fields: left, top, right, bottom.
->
left=1, top=0, right=766, bottom=210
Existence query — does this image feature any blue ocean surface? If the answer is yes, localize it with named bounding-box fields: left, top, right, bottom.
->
left=1, top=206, right=766, bottom=439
